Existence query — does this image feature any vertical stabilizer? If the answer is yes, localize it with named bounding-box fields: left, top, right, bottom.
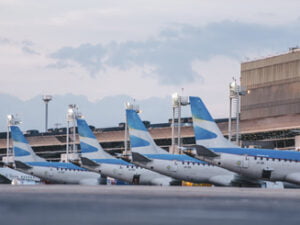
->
left=76, top=118, right=114, bottom=159
left=10, top=126, right=46, bottom=162
left=189, top=96, right=236, bottom=148
left=126, top=109, right=167, bottom=154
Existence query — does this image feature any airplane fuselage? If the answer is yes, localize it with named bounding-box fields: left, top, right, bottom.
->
left=86, top=159, right=174, bottom=186
left=17, top=162, right=101, bottom=185
left=200, top=148, right=300, bottom=185
left=133, top=154, right=236, bottom=186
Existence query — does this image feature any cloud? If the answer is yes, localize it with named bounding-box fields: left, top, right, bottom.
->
left=50, top=21, right=300, bottom=85
left=50, top=44, right=107, bottom=76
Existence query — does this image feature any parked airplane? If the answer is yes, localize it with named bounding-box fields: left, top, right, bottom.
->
left=188, top=96, right=300, bottom=185
left=9, top=122, right=101, bottom=185
left=0, top=166, right=40, bottom=184
left=76, top=116, right=175, bottom=185
left=125, top=109, right=249, bottom=186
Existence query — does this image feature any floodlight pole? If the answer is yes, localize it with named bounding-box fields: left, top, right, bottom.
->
left=229, top=78, right=247, bottom=146
left=228, top=97, right=232, bottom=142
left=177, top=96, right=182, bottom=148
left=43, top=95, right=52, bottom=133
left=66, top=119, right=70, bottom=162
left=6, top=118, right=10, bottom=160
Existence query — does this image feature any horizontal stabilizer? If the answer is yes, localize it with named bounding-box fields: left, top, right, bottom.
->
left=132, top=152, right=152, bottom=163
left=80, top=157, right=99, bottom=168
left=15, top=161, right=32, bottom=170
left=194, top=145, right=219, bottom=158
left=0, top=174, right=11, bottom=184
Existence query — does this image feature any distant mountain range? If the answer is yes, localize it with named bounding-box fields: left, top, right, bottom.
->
left=0, top=93, right=191, bottom=132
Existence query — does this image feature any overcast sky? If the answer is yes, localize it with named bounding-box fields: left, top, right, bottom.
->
left=1, top=0, right=300, bottom=131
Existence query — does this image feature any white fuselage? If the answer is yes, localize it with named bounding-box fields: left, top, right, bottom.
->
left=201, top=153, right=300, bottom=185
left=18, top=166, right=101, bottom=185
left=133, top=159, right=236, bottom=186
left=88, top=163, right=173, bottom=186
left=0, top=167, right=40, bottom=184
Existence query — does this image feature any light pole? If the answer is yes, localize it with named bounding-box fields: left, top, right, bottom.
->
left=171, top=93, right=189, bottom=154
left=124, top=102, right=140, bottom=157
left=42, top=95, right=52, bottom=133
left=228, top=78, right=247, bottom=146
left=63, top=104, right=80, bottom=162
left=5, top=114, right=21, bottom=165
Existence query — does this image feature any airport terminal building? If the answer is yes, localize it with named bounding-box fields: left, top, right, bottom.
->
left=0, top=49, right=300, bottom=161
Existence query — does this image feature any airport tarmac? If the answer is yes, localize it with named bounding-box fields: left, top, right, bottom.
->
left=0, top=185, right=300, bottom=225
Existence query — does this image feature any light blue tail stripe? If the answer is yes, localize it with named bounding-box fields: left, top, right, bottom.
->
left=80, top=142, right=98, bottom=153
left=14, top=146, right=30, bottom=157
left=189, top=96, right=214, bottom=122
left=194, top=126, right=217, bottom=140
left=126, top=109, right=148, bottom=131
left=129, top=135, right=150, bottom=148
left=76, top=118, right=96, bottom=139
left=10, top=126, right=29, bottom=144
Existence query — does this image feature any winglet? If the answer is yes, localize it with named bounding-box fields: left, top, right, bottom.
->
left=132, top=152, right=152, bottom=163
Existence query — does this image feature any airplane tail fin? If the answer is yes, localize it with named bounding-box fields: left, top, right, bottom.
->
left=76, top=117, right=114, bottom=159
left=10, top=126, right=46, bottom=162
left=189, top=96, right=236, bottom=148
left=126, top=109, right=167, bottom=155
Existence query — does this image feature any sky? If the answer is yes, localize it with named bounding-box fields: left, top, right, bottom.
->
left=0, top=0, right=300, bottom=131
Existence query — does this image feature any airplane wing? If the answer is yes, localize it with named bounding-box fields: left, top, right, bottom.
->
left=285, top=173, right=300, bottom=185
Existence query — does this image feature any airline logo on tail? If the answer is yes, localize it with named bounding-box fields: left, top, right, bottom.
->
left=10, top=125, right=46, bottom=162
left=11, top=126, right=33, bottom=157
left=76, top=117, right=114, bottom=160
left=126, top=109, right=151, bottom=148
left=77, top=118, right=99, bottom=153
left=189, top=96, right=235, bottom=148
left=126, top=109, right=166, bottom=154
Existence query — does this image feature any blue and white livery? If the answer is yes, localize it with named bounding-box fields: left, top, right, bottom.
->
left=77, top=117, right=175, bottom=186
left=0, top=166, right=40, bottom=185
left=126, top=109, right=240, bottom=186
left=10, top=125, right=101, bottom=185
left=189, top=96, right=300, bottom=185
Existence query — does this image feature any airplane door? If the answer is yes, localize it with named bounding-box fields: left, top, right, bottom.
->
left=262, top=168, right=273, bottom=179
left=242, top=155, right=249, bottom=168
left=132, top=174, right=140, bottom=185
